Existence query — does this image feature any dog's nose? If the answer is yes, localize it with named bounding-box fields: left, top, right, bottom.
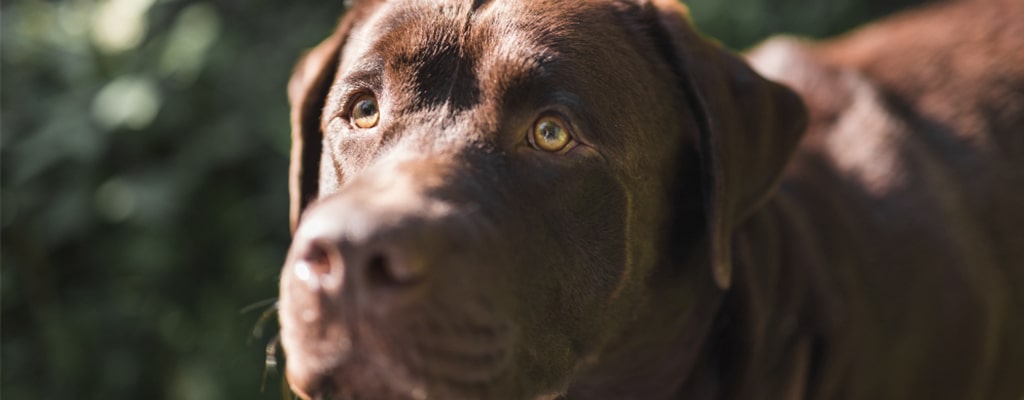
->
left=291, top=234, right=423, bottom=292
left=287, top=200, right=430, bottom=296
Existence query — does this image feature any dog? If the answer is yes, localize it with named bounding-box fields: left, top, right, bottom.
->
left=277, top=0, right=1024, bottom=398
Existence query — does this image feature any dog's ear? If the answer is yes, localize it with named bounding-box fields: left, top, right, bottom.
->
left=288, top=8, right=370, bottom=233
left=646, top=0, right=808, bottom=289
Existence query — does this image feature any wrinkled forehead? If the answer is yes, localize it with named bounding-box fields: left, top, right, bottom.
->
left=337, top=0, right=655, bottom=99
left=329, top=0, right=686, bottom=160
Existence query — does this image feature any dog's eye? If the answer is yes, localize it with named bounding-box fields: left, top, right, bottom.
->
left=350, top=93, right=380, bottom=129
left=530, top=115, right=572, bottom=152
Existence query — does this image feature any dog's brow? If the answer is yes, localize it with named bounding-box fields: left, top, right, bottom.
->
left=342, top=60, right=384, bottom=87
left=322, top=59, right=385, bottom=121
left=481, top=34, right=558, bottom=88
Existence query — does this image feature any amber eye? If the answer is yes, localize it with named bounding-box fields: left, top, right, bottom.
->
left=531, top=115, right=572, bottom=152
left=351, top=93, right=380, bottom=129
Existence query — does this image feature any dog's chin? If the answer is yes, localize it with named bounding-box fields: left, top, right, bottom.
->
left=285, top=343, right=524, bottom=400
left=284, top=349, right=425, bottom=400
left=282, top=314, right=529, bottom=400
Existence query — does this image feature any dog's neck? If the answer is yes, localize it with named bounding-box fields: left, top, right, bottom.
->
left=687, top=192, right=833, bottom=400
left=564, top=245, right=727, bottom=398
left=612, top=193, right=832, bottom=400
left=688, top=182, right=879, bottom=400
left=554, top=246, right=716, bottom=398
left=565, top=191, right=838, bottom=399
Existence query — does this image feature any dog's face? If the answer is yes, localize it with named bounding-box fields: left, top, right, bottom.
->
left=278, top=0, right=806, bottom=398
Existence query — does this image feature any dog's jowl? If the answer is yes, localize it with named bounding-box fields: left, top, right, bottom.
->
left=278, top=0, right=1024, bottom=399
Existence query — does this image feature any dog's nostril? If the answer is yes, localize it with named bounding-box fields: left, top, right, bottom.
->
left=296, top=242, right=334, bottom=282
left=365, top=250, right=422, bottom=288
left=365, top=253, right=397, bottom=287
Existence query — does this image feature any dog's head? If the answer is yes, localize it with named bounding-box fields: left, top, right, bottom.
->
left=278, top=0, right=806, bottom=398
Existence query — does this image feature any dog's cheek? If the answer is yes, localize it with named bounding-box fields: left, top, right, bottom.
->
left=317, top=122, right=385, bottom=199
left=508, top=162, right=630, bottom=370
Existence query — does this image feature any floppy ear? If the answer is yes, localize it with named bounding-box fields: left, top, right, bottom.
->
left=287, top=12, right=361, bottom=233
left=647, top=0, right=808, bottom=289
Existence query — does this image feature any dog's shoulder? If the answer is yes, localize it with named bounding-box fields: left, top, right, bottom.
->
left=755, top=0, right=1024, bottom=154
left=747, top=0, right=1024, bottom=194
left=746, top=35, right=913, bottom=199
left=744, top=36, right=866, bottom=142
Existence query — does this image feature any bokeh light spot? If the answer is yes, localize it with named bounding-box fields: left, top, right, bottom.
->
left=91, top=76, right=161, bottom=130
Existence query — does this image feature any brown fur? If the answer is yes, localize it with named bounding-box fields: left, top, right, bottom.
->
left=278, top=0, right=1024, bottom=398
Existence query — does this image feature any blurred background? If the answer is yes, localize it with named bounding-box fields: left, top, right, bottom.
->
left=1, top=0, right=931, bottom=398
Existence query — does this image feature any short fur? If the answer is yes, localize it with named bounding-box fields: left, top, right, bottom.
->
left=278, top=0, right=1024, bottom=398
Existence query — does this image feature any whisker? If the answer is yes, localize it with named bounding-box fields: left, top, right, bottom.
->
left=262, top=334, right=281, bottom=393
left=249, top=301, right=280, bottom=341
left=263, top=334, right=301, bottom=400
left=241, top=297, right=279, bottom=314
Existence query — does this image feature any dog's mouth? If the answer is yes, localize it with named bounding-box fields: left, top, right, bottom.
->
left=280, top=294, right=518, bottom=400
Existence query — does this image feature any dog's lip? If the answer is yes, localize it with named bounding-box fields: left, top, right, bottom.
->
left=283, top=341, right=356, bottom=400
left=285, top=367, right=334, bottom=400
left=278, top=317, right=354, bottom=399
left=282, top=327, right=516, bottom=399
left=284, top=349, right=429, bottom=400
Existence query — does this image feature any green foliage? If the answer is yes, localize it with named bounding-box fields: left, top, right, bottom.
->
left=1, top=0, right=928, bottom=398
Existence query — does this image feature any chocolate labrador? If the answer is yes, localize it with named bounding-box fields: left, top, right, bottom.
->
left=277, top=0, right=1024, bottom=398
